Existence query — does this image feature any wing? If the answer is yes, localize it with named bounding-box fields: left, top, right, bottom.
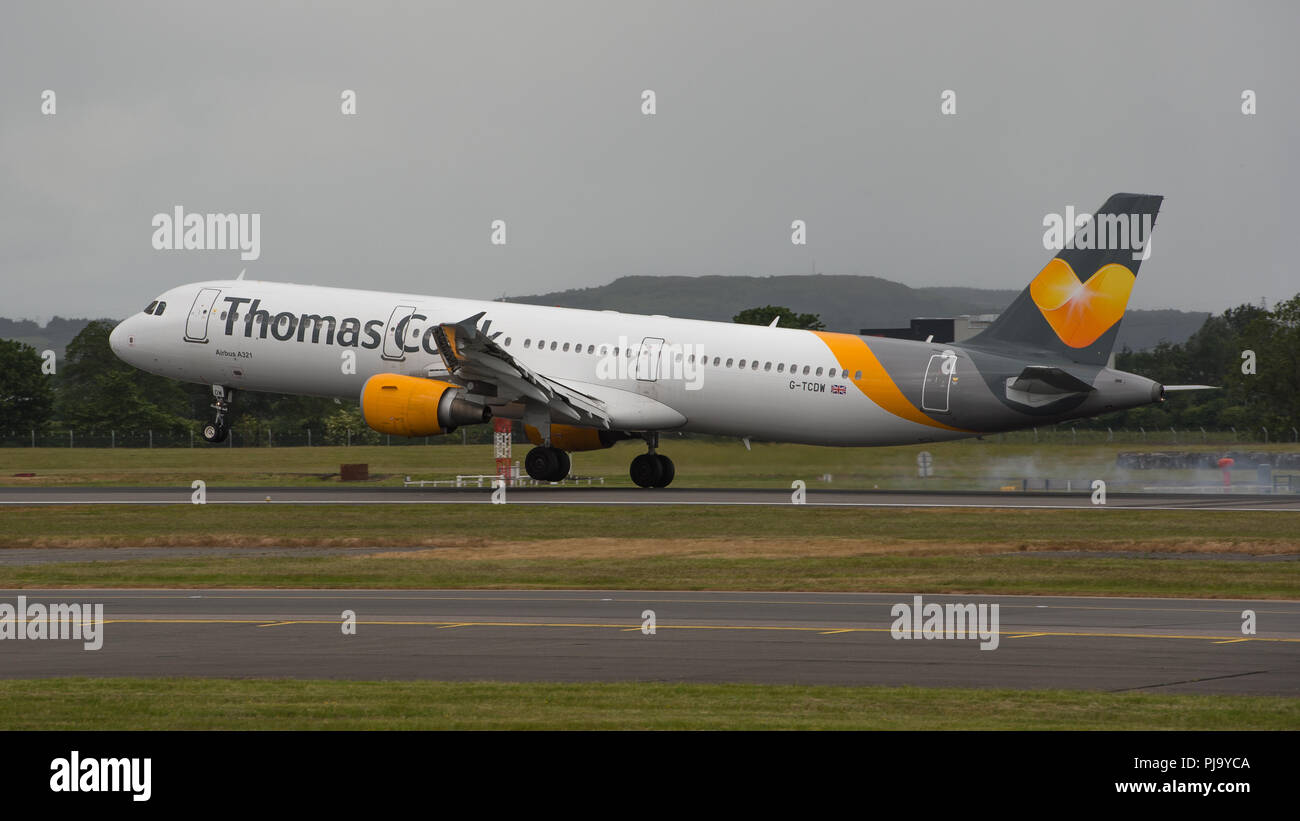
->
left=429, top=313, right=612, bottom=427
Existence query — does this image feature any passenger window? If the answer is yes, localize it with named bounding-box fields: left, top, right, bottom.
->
left=712, top=357, right=720, bottom=366
left=752, top=360, right=759, bottom=370
left=726, top=358, right=734, bottom=368
left=802, top=365, right=810, bottom=375
left=815, top=367, right=823, bottom=376
left=587, top=345, right=594, bottom=354
left=563, top=343, right=570, bottom=352
left=738, top=359, right=746, bottom=369
left=764, top=362, right=771, bottom=371
left=777, top=363, right=785, bottom=373
left=854, top=370, right=863, bottom=380
left=524, top=339, right=531, bottom=348
left=550, top=341, right=557, bottom=350
left=505, top=337, right=512, bottom=346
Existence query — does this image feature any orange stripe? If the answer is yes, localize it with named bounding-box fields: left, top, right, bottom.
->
left=812, top=331, right=968, bottom=432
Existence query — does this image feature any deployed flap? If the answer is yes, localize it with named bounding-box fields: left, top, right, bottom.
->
left=431, top=313, right=612, bottom=427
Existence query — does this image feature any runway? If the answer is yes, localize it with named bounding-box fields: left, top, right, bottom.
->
left=2, top=589, right=1296, bottom=694
left=3, top=485, right=1300, bottom=511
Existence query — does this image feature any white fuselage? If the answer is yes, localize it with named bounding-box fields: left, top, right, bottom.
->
left=110, top=279, right=982, bottom=446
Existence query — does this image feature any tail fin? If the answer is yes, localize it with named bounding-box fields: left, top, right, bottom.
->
left=969, top=193, right=1163, bottom=365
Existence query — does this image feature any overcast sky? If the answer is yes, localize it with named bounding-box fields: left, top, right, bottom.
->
left=2, top=0, right=1296, bottom=321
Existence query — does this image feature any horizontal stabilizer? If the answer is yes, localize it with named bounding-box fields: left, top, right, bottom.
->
left=1163, top=385, right=1218, bottom=391
left=1005, top=365, right=1094, bottom=408
left=1008, top=366, right=1096, bottom=395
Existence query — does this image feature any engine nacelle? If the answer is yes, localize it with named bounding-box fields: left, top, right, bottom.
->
left=524, top=423, right=630, bottom=451
left=361, top=374, right=490, bottom=437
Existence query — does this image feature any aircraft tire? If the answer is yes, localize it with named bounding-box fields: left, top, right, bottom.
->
left=630, top=453, right=663, bottom=488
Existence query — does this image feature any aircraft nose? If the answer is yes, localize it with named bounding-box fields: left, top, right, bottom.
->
left=109, top=318, right=131, bottom=360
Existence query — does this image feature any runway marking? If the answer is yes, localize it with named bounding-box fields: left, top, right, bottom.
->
left=1008, top=633, right=1047, bottom=639
left=3, top=499, right=1299, bottom=512
left=97, top=619, right=1300, bottom=643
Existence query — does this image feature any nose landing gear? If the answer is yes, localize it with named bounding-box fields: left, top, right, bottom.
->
left=630, top=433, right=674, bottom=488
left=202, top=385, right=233, bottom=444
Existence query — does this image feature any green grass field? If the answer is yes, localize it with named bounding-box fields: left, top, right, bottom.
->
left=2, top=439, right=1295, bottom=489
left=2, top=678, right=1294, bottom=730
left=0, top=505, right=1296, bottom=597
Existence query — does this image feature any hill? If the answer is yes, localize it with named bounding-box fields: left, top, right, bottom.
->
left=0, top=317, right=115, bottom=359
left=503, top=274, right=1207, bottom=351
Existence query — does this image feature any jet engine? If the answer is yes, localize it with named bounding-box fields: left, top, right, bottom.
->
left=360, top=374, right=489, bottom=436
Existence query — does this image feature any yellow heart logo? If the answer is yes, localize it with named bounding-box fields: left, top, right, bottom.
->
left=1029, top=258, right=1135, bottom=348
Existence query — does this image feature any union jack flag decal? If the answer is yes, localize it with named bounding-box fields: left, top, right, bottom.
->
left=831, top=384, right=847, bottom=395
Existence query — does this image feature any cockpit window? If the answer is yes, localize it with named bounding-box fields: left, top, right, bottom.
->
left=155, top=301, right=166, bottom=316
left=144, top=301, right=158, bottom=315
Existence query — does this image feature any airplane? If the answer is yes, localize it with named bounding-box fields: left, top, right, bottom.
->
left=110, top=193, right=1195, bottom=488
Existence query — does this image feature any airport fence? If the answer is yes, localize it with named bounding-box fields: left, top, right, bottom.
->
left=0, top=426, right=1293, bottom=448
left=0, top=427, right=500, bottom=448
left=988, top=426, right=1299, bottom=446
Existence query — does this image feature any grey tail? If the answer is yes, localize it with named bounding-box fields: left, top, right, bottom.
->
left=968, top=193, right=1163, bottom=365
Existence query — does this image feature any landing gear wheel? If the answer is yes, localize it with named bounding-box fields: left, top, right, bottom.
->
left=525, top=446, right=571, bottom=482
left=630, top=453, right=664, bottom=488
left=202, top=422, right=228, bottom=444
left=525, top=447, right=557, bottom=481
left=553, top=450, right=571, bottom=482
left=652, top=454, right=675, bottom=488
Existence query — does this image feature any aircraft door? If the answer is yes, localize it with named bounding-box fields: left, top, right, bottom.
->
left=635, top=337, right=665, bottom=381
left=382, top=305, right=417, bottom=361
left=921, top=350, right=957, bottom=413
left=184, top=288, right=222, bottom=342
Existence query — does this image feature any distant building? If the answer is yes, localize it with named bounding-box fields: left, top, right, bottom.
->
left=859, top=315, right=998, bottom=344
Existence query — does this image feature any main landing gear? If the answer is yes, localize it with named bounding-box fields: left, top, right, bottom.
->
left=202, top=385, right=233, bottom=444
left=524, top=446, right=572, bottom=482
left=629, top=433, right=674, bottom=489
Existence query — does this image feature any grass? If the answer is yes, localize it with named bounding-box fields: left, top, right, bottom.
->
left=0, top=678, right=1294, bottom=730
left=2, top=554, right=1295, bottom=598
left=2, top=439, right=1296, bottom=489
left=1, top=505, right=1296, bottom=597
left=3, top=504, right=1300, bottom=547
